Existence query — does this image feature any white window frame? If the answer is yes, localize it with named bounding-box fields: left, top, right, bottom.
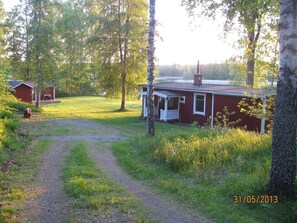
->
left=193, top=93, right=206, bottom=115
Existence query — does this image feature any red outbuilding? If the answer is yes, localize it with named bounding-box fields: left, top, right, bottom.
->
left=8, top=80, right=56, bottom=103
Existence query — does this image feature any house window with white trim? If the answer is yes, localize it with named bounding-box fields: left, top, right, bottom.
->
left=193, top=93, right=206, bottom=115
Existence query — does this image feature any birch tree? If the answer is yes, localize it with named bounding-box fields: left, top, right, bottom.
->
left=88, top=0, right=147, bottom=108
left=6, top=1, right=33, bottom=80
left=182, top=0, right=279, bottom=87
left=266, top=0, right=297, bottom=197
left=147, top=0, right=156, bottom=136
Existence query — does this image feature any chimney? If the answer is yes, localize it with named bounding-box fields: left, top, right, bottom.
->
left=194, top=60, right=203, bottom=86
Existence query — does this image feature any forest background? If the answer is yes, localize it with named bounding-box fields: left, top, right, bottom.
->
left=1, top=0, right=279, bottom=103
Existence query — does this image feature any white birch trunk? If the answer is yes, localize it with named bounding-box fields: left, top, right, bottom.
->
left=266, top=0, right=297, bottom=197
left=147, top=0, right=156, bottom=136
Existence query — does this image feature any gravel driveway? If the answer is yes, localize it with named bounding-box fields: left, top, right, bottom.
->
left=22, top=118, right=212, bottom=223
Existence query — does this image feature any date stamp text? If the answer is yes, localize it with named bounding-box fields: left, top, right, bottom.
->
left=234, top=195, right=278, bottom=204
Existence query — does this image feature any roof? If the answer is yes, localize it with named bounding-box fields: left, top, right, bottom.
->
left=8, top=81, right=34, bottom=89
left=140, top=90, right=185, bottom=98
left=8, top=80, right=54, bottom=89
left=139, top=82, right=275, bottom=97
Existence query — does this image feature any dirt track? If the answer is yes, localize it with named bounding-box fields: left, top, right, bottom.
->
left=22, top=118, right=212, bottom=223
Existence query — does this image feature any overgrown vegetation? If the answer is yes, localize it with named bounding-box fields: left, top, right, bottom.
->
left=63, top=141, right=148, bottom=222
left=113, top=128, right=297, bottom=223
left=0, top=100, right=41, bottom=165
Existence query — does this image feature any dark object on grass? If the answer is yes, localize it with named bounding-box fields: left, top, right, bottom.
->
left=1, top=158, right=15, bottom=173
left=24, top=108, right=32, bottom=118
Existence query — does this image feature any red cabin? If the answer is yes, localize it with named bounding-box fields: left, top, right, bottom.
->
left=139, top=75, right=274, bottom=133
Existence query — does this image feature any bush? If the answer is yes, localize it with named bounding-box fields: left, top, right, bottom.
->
left=0, top=107, right=28, bottom=164
left=7, top=101, right=42, bottom=113
left=0, top=110, right=16, bottom=119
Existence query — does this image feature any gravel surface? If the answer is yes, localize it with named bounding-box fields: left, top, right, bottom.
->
left=87, top=141, right=212, bottom=223
left=39, top=135, right=128, bottom=141
left=22, top=118, right=212, bottom=223
left=20, top=141, right=72, bottom=223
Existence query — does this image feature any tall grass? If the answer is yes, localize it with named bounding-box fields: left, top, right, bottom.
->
left=0, top=100, right=41, bottom=164
left=0, top=110, right=27, bottom=164
left=113, top=128, right=296, bottom=223
left=154, top=129, right=271, bottom=175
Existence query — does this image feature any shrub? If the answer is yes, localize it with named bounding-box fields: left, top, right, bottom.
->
left=7, top=101, right=42, bottom=113
left=0, top=108, right=28, bottom=164
left=0, top=110, right=16, bottom=119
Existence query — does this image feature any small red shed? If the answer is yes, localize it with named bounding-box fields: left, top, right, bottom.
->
left=8, top=80, right=56, bottom=103
left=8, top=81, right=34, bottom=103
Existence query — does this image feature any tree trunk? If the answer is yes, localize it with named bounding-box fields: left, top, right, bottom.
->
left=266, top=0, right=297, bottom=198
left=120, top=71, right=126, bottom=110
left=147, top=0, right=156, bottom=136
left=34, top=1, right=41, bottom=108
left=246, top=30, right=256, bottom=86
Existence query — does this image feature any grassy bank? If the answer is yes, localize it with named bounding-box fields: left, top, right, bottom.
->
left=0, top=101, right=41, bottom=164
left=0, top=100, right=45, bottom=222
left=63, top=141, right=151, bottom=222
left=113, top=128, right=296, bottom=223
left=0, top=139, right=53, bottom=222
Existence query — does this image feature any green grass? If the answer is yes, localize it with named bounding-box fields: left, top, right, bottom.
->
left=0, top=110, right=29, bottom=164
left=41, top=96, right=296, bottom=222
left=41, top=96, right=145, bottom=136
left=113, top=128, right=297, bottom=223
left=3, top=96, right=294, bottom=223
left=62, top=141, right=150, bottom=222
left=41, top=96, right=193, bottom=136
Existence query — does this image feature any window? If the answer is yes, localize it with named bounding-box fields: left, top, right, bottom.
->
left=193, top=93, right=206, bottom=115
left=168, top=97, right=178, bottom=110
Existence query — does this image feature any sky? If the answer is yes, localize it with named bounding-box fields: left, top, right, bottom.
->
left=3, top=0, right=235, bottom=65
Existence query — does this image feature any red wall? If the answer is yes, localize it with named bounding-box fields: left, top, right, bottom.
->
left=213, top=95, right=261, bottom=131
left=40, top=87, right=55, bottom=100
left=143, top=87, right=261, bottom=132
left=160, top=89, right=260, bottom=131
left=13, top=85, right=33, bottom=103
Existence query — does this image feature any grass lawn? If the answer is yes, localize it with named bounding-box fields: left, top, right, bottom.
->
left=41, top=96, right=184, bottom=136
left=1, top=96, right=295, bottom=223
left=42, top=96, right=296, bottom=223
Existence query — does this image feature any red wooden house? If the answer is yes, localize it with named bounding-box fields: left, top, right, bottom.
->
left=139, top=74, right=274, bottom=133
left=8, top=80, right=56, bottom=103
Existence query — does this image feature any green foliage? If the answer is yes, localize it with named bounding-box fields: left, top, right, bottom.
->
left=0, top=110, right=27, bottom=164
left=6, top=101, right=42, bottom=113
left=5, top=0, right=148, bottom=102
left=182, top=0, right=279, bottom=86
left=113, top=127, right=296, bottom=222
left=214, top=106, right=241, bottom=128
left=88, top=0, right=148, bottom=103
left=238, top=94, right=275, bottom=131
left=153, top=129, right=270, bottom=175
